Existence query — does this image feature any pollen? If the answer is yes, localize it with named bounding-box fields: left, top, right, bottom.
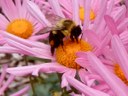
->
left=55, top=39, right=92, bottom=69
left=114, top=64, right=128, bottom=85
left=6, top=19, right=33, bottom=39
left=79, top=7, right=95, bottom=21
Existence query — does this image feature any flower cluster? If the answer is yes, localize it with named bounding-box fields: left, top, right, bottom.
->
left=0, top=0, right=128, bottom=96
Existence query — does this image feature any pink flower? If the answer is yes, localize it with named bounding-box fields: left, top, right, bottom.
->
left=75, top=35, right=128, bottom=95
left=87, top=52, right=128, bottom=96
left=0, top=0, right=45, bottom=41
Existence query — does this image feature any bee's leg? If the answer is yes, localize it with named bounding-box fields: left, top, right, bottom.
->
left=70, top=34, right=74, bottom=42
left=51, top=47, right=55, bottom=56
left=80, top=32, right=83, bottom=41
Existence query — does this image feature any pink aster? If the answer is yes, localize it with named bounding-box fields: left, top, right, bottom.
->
left=71, top=52, right=128, bottom=96
left=75, top=35, right=128, bottom=95
left=87, top=52, right=128, bottom=96
left=0, top=0, right=47, bottom=42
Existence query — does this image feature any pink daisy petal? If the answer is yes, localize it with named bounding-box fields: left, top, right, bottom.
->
left=106, top=0, right=114, bottom=14
left=34, top=63, right=70, bottom=76
left=113, top=6, right=126, bottom=24
left=58, top=0, right=72, bottom=13
left=104, top=15, right=119, bottom=35
left=61, top=69, right=76, bottom=88
left=72, top=0, right=80, bottom=24
left=76, top=52, right=88, bottom=59
left=83, top=0, right=91, bottom=30
left=0, top=64, right=8, bottom=87
left=87, top=52, right=128, bottom=96
left=48, top=0, right=65, bottom=18
left=0, top=31, right=50, bottom=49
left=78, top=69, right=88, bottom=84
left=7, top=63, right=69, bottom=76
left=119, top=30, right=128, bottom=45
left=66, top=76, right=109, bottom=96
left=75, top=58, right=88, bottom=68
left=27, top=1, right=51, bottom=26
left=111, top=35, right=128, bottom=80
left=0, top=14, right=9, bottom=29
left=29, top=33, right=49, bottom=41
left=83, top=30, right=101, bottom=49
left=4, top=38, right=53, bottom=60
left=118, top=18, right=128, bottom=33
left=10, top=85, right=30, bottom=96
left=0, top=75, right=15, bottom=95
left=92, top=0, right=107, bottom=32
left=0, top=0, right=17, bottom=20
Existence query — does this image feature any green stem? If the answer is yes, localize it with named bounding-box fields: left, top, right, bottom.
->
left=29, top=76, right=37, bottom=96
left=24, top=56, right=37, bottom=96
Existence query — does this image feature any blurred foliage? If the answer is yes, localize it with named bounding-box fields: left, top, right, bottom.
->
left=28, top=73, right=62, bottom=96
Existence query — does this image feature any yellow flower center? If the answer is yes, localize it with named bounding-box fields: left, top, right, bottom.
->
left=6, top=19, right=33, bottom=39
left=79, top=7, right=95, bottom=21
left=55, top=39, right=92, bottom=69
left=114, top=64, right=128, bottom=85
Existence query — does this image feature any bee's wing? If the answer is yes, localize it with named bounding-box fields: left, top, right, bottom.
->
left=35, top=27, right=53, bottom=35
left=36, top=27, right=64, bottom=35
left=45, top=13, right=64, bottom=25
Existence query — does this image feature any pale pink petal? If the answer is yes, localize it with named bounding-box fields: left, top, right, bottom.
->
left=75, top=58, right=88, bottom=68
left=92, top=0, right=107, bottom=32
left=0, top=75, right=15, bottom=95
left=104, top=15, right=119, bottom=35
left=0, top=46, right=28, bottom=54
left=111, top=35, right=128, bottom=80
left=0, top=31, right=50, bottom=49
left=58, top=0, right=72, bottom=13
left=20, top=0, right=28, bottom=18
left=0, top=14, right=9, bottom=29
left=66, top=76, right=109, bottom=96
left=27, top=1, right=51, bottom=26
left=10, top=85, right=30, bottom=96
left=119, top=30, right=128, bottom=45
left=61, top=69, right=76, bottom=88
left=78, top=69, right=88, bottom=84
left=15, top=0, right=22, bottom=18
left=72, top=0, right=80, bottom=24
left=29, top=33, right=49, bottom=41
left=0, top=64, right=8, bottom=87
left=0, top=0, right=17, bottom=20
left=87, top=52, right=128, bottom=96
left=113, top=6, right=126, bottom=24
left=83, top=0, right=91, bottom=30
left=76, top=52, right=88, bottom=59
left=7, top=63, right=69, bottom=76
left=83, top=30, right=101, bottom=49
left=117, top=18, right=128, bottom=33
left=6, top=39, right=53, bottom=60
left=48, top=0, right=65, bottom=18
left=106, top=0, right=114, bottom=14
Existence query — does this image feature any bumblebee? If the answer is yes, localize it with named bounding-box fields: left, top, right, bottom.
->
left=36, top=14, right=82, bottom=55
